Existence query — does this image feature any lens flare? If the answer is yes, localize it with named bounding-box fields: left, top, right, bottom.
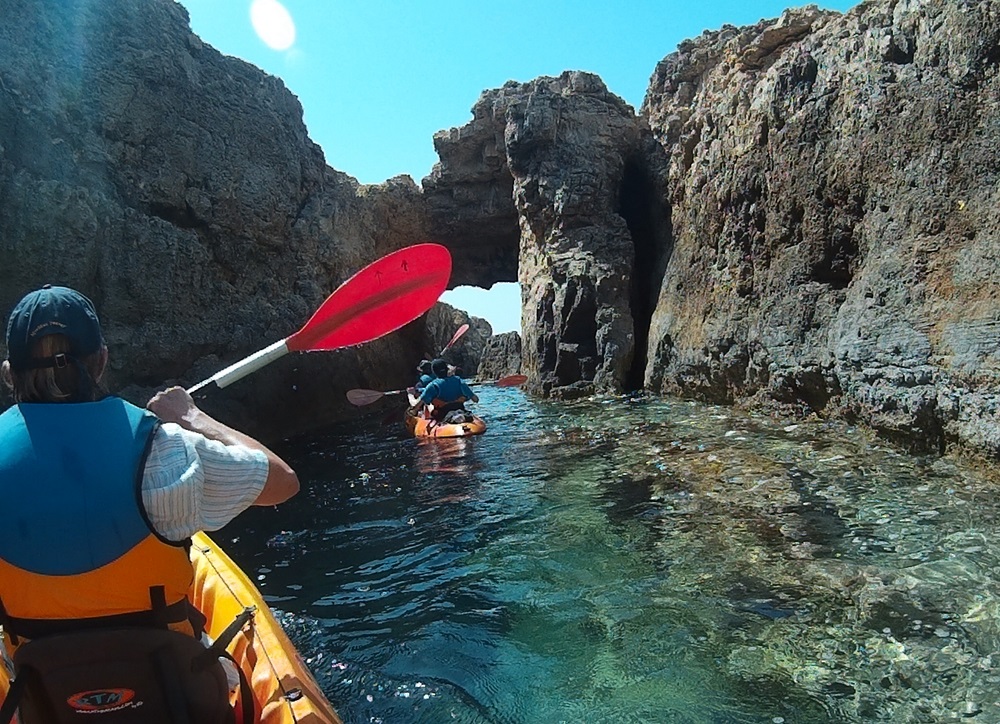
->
left=250, top=0, right=295, bottom=51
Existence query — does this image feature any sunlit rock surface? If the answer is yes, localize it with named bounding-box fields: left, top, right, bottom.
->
left=0, top=0, right=435, bottom=438
left=640, top=2, right=1000, bottom=455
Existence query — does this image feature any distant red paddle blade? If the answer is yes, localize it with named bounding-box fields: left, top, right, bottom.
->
left=346, top=389, right=385, bottom=406
left=288, top=243, right=452, bottom=352
left=496, top=374, right=528, bottom=387
left=444, top=323, right=469, bottom=351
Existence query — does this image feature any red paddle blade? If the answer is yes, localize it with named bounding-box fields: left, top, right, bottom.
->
left=287, top=243, right=452, bottom=352
left=442, top=323, right=470, bottom=353
left=495, top=374, right=528, bottom=387
left=346, top=389, right=385, bottom=406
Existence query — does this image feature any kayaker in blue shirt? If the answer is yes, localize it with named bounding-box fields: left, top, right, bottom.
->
left=415, top=359, right=434, bottom=391
left=410, top=358, right=478, bottom=421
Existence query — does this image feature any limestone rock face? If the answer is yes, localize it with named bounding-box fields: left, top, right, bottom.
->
left=477, top=332, right=523, bottom=381
left=0, top=0, right=435, bottom=439
left=427, top=73, right=671, bottom=399
left=640, top=1, right=1000, bottom=454
left=6, top=0, right=1000, bottom=458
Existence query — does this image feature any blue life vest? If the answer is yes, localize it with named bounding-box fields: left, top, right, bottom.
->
left=0, top=397, right=196, bottom=651
left=0, top=397, right=161, bottom=575
left=419, top=375, right=471, bottom=406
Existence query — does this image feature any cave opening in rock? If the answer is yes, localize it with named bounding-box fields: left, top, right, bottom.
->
left=440, top=282, right=521, bottom=335
left=618, top=154, right=673, bottom=392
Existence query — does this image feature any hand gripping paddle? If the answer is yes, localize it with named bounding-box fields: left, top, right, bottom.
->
left=188, top=243, right=452, bottom=394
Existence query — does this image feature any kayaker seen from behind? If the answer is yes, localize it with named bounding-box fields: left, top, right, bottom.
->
left=408, top=356, right=479, bottom=423
left=0, top=284, right=299, bottom=723
left=415, top=358, right=434, bottom=392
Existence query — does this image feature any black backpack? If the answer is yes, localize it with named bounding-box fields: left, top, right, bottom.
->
left=0, top=621, right=253, bottom=724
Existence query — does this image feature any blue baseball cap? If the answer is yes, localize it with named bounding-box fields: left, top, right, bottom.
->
left=5, top=285, right=104, bottom=372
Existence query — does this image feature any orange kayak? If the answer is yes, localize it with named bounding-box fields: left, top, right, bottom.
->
left=406, top=413, right=487, bottom=438
left=190, top=533, right=341, bottom=723
left=0, top=533, right=341, bottom=724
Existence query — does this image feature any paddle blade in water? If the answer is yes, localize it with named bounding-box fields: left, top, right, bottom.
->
left=288, top=243, right=452, bottom=352
left=495, top=374, right=528, bottom=387
left=346, top=389, right=387, bottom=406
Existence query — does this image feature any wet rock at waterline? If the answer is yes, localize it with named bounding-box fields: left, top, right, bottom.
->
left=640, top=2, right=1000, bottom=456
left=477, top=331, right=523, bottom=381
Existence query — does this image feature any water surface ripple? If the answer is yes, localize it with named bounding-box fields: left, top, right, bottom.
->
left=222, top=387, right=1000, bottom=723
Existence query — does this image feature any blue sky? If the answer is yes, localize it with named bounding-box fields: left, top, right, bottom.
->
left=177, top=0, right=856, bottom=334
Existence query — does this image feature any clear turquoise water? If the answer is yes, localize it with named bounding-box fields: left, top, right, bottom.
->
left=222, top=387, right=1000, bottom=723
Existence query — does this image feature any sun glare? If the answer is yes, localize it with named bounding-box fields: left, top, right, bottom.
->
left=250, top=0, right=296, bottom=51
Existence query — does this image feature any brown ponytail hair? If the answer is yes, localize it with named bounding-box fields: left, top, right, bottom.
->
left=3, top=334, right=106, bottom=403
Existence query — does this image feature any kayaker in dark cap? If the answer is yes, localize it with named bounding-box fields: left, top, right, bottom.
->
left=0, top=284, right=299, bottom=720
left=409, top=357, right=479, bottom=422
left=415, top=358, right=434, bottom=392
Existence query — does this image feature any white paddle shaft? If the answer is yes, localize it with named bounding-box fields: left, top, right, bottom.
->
left=187, top=339, right=290, bottom=394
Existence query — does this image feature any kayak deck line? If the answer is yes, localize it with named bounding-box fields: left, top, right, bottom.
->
left=190, top=532, right=342, bottom=724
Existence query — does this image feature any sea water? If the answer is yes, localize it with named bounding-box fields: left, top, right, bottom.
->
left=222, top=387, right=1000, bottom=723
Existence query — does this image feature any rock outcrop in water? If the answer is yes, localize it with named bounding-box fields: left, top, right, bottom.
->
left=423, top=303, right=491, bottom=378
left=425, top=74, right=671, bottom=401
left=3, top=0, right=1000, bottom=458
left=477, top=331, right=523, bottom=381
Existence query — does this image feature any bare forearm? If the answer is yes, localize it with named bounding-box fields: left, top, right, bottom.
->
left=181, top=408, right=263, bottom=451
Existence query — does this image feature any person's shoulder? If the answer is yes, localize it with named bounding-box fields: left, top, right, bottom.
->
left=151, top=421, right=193, bottom=449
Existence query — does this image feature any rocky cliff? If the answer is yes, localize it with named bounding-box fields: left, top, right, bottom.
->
left=423, top=302, right=491, bottom=377
left=640, top=1, right=1000, bottom=455
left=424, top=0, right=1000, bottom=457
left=3, top=0, right=1000, bottom=457
left=477, top=332, right=523, bottom=381
left=0, top=0, right=444, bottom=437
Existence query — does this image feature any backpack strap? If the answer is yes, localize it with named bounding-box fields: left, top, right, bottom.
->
left=0, top=595, right=18, bottom=647
left=220, top=650, right=255, bottom=724
left=193, top=607, right=255, bottom=671
left=193, top=607, right=256, bottom=724
left=0, top=665, right=28, bottom=724
left=2, top=596, right=191, bottom=641
left=0, top=665, right=61, bottom=724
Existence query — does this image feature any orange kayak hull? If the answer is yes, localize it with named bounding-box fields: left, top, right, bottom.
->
left=0, top=533, right=341, bottom=724
left=190, top=533, right=341, bottom=724
left=406, top=414, right=487, bottom=438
